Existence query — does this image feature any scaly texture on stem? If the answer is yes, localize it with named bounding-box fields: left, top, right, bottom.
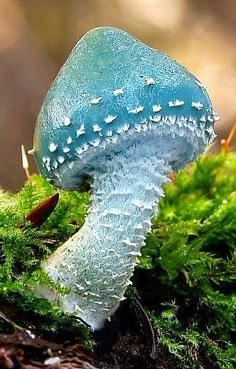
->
left=41, top=132, right=204, bottom=330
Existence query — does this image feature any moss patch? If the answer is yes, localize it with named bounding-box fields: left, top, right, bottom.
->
left=0, top=152, right=235, bottom=368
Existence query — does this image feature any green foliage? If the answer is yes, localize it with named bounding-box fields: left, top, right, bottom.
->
left=0, top=175, right=90, bottom=341
left=140, top=152, right=236, bottom=368
left=0, top=153, right=235, bottom=367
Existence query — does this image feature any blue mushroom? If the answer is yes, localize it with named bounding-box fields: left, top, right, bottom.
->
left=33, top=27, right=217, bottom=330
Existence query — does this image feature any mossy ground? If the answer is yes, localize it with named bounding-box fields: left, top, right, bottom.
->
left=0, top=152, right=235, bottom=369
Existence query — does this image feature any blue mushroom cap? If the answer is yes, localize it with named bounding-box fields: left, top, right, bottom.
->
left=33, top=27, right=216, bottom=189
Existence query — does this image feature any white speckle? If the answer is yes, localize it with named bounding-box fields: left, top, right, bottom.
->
left=153, top=104, right=161, bottom=112
left=213, top=112, right=220, bottom=121
left=62, top=147, right=70, bottom=153
left=188, top=116, right=195, bottom=123
left=89, top=139, right=100, bottom=147
left=168, top=100, right=184, bottom=107
left=169, top=115, right=176, bottom=125
left=45, top=161, right=51, bottom=172
left=90, top=97, right=102, bottom=104
left=67, top=136, right=73, bottom=144
left=113, top=88, right=124, bottom=96
left=93, top=124, right=102, bottom=132
left=104, top=115, right=117, bottom=124
left=76, top=147, right=83, bottom=155
left=106, top=130, right=113, bottom=137
left=120, top=238, right=136, bottom=246
left=75, top=144, right=88, bottom=156
left=128, top=251, right=141, bottom=256
left=192, top=102, right=203, bottom=110
left=117, top=124, right=129, bottom=134
left=57, top=156, right=65, bottom=164
left=82, top=143, right=89, bottom=151
left=42, top=156, right=49, bottom=163
left=64, top=116, right=71, bottom=126
left=76, top=124, right=85, bottom=136
left=208, top=115, right=214, bottom=123
left=128, top=106, right=144, bottom=114
left=49, top=143, right=57, bottom=152
left=144, top=77, right=155, bottom=85
left=200, top=115, right=206, bottom=122
left=150, top=115, right=161, bottom=123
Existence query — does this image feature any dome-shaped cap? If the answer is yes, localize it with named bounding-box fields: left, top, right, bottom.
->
left=33, top=27, right=216, bottom=189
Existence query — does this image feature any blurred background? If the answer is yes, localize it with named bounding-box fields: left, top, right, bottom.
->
left=0, top=0, right=236, bottom=191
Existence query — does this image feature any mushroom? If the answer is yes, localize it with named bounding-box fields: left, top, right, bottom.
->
left=32, top=27, right=217, bottom=330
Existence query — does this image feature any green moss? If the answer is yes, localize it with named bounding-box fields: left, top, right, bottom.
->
left=0, top=153, right=235, bottom=367
left=140, top=152, right=236, bottom=368
left=0, top=175, right=90, bottom=342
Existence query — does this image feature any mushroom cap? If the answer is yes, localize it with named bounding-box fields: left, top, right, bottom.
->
left=33, top=27, right=216, bottom=189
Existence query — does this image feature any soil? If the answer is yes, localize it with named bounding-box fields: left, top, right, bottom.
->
left=0, top=326, right=176, bottom=369
left=0, top=295, right=178, bottom=369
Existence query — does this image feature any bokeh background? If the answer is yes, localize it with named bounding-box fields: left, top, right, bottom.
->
left=0, top=0, right=236, bottom=191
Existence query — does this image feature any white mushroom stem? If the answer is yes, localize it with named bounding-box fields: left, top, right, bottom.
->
left=40, top=134, right=198, bottom=330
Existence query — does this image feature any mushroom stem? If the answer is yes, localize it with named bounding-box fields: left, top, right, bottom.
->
left=40, top=133, right=202, bottom=330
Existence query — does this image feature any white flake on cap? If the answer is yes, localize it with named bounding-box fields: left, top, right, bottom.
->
left=58, top=156, right=65, bottom=164
left=49, top=143, right=57, bottom=152
left=113, top=88, right=124, bottom=96
left=144, top=77, right=155, bottom=85
left=168, top=100, right=184, bottom=107
left=64, top=117, right=71, bottom=126
left=93, top=124, right=102, bottom=132
left=128, top=106, right=144, bottom=114
left=91, top=97, right=102, bottom=104
left=192, top=102, right=203, bottom=110
left=104, top=115, right=117, bottom=124
left=152, top=105, right=161, bottom=112
left=76, top=124, right=85, bottom=137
